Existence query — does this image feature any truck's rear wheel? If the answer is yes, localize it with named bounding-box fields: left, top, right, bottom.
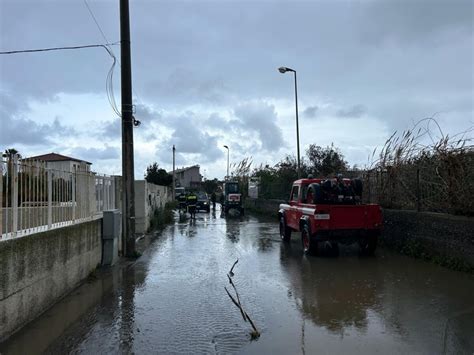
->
left=279, top=216, right=291, bottom=242
left=301, top=223, right=317, bottom=255
left=328, top=241, right=339, bottom=257
left=359, top=233, right=378, bottom=256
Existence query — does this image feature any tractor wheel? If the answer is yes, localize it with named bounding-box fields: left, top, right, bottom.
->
left=279, top=215, right=291, bottom=242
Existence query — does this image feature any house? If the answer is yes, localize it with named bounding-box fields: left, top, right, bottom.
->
left=25, top=152, right=91, bottom=172
left=174, top=165, right=202, bottom=188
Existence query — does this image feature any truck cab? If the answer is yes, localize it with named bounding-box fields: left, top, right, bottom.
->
left=278, top=177, right=382, bottom=256
left=222, top=181, right=244, bottom=215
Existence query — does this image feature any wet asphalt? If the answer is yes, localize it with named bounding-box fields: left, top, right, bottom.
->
left=2, top=206, right=474, bottom=354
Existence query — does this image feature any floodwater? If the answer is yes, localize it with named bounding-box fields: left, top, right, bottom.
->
left=2, top=207, right=474, bottom=354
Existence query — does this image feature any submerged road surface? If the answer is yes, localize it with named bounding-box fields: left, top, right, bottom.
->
left=2, top=208, right=474, bottom=354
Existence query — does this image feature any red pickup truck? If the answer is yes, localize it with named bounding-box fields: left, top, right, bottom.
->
left=278, top=176, right=382, bottom=256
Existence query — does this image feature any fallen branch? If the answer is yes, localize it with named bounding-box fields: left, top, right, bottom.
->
left=229, top=259, right=239, bottom=277
left=224, top=259, right=260, bottom=339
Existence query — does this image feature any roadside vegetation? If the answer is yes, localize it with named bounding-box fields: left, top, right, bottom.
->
left=148, top=201, right=176, bottom=231
left=145, top=162, right=173, bottom=186
left=232, top=118, right=473, bottom=216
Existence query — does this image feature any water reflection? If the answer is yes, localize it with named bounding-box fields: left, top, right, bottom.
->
left=280, top=243, right=382, bottom=334
left=225, top=220, right=241, bottom=242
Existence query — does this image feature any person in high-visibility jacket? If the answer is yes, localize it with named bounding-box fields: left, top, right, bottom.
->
left=178, top=192, right=187, bottom=213
left=186, top=192, right=198, bottom=218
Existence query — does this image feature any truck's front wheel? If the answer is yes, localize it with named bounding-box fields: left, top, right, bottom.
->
left=301, top=223, right=317, bottom=255
left=279, top=216, right=291, bottom=242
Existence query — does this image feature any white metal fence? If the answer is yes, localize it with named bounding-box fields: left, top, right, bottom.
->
left=1, top=156, right=116, bottom=239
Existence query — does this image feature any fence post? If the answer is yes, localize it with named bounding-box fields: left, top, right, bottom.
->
left=72, top=167, right=76, bottom=223
left=47, top=170, right=52, bottom=229
left=416, top=168, right=421, bottom=212
left=11, top=155, right=19, bottom=237
left=0, top=160, right=3, bottom=237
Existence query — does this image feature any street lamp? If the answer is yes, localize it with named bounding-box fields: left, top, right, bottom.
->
left=278, top=66, right=301, bottom=178
left=223, top=145, right=229, bottom=180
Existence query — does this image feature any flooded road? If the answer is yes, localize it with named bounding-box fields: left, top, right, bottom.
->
left=2, top=208, right=474, bottom=354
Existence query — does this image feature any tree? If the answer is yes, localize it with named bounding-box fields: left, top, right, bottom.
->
left=3, top=148, right=21, bottom=160
left=306, top=144, right=348, bottom=177
left=144, top=162, right=173, bottom=186
left=203, top=178, right=219, bottom=194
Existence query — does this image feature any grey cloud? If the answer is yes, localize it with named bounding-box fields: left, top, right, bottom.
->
left=70, top=145, right=120, bottom=162
left=1, top=116, right=76, bottom=146
left=360, top=0, right=473, bottom=45
left=303, top=106, right=318, bottom=118
left=100, top=119, right=121, bottom=139
left=165, top=113, right=223, bottom=163
left=336, top=104, right=367, bottom=118
left=233, top=101, right=285, bottom=151
left=135, top=104, right=162, bottom=126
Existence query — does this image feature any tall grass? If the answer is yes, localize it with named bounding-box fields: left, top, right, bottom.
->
left=367, top=117, right=474, bottom=215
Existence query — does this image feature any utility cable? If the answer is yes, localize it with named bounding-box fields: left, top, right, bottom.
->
left=82, top=0, right=145, bottom=113
left=0, top=42, right=119, bottom=55
left=0, top=42, right=122, bottom=117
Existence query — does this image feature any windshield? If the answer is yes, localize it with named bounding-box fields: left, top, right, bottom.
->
left=226, top=183, right=239, bottom=193
left=198, top=192, right=208, bottom=199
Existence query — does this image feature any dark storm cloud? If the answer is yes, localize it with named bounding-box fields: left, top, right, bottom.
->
left=336, top=104, right=367, bottom=118
left=233, top=101, right=285, bottom=151
left=303, top=106, right=319, bottom=118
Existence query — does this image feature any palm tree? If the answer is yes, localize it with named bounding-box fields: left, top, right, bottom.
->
left=2, top=148, right=21, bottom=206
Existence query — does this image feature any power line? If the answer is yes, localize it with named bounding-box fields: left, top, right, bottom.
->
left=83, top=0, right=110, bottom=45
left=0, top=41, right=122, bottom=117
left=82, top=0, right=145, bottom=109
left=0, top=42, right=119, bottom=55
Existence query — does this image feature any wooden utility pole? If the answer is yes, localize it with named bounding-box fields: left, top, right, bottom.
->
left=120, top=0, right=136, bottom=256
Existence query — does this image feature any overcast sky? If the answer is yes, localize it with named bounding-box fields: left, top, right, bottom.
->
left=1, top=0, right=473, bottom=179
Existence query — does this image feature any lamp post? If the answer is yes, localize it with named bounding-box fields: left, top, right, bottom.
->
left=223, top=145, right=229, bottom=180
left=278, top=66, right=301, bottom=178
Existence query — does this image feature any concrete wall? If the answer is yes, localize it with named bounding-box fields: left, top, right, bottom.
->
left=0, top=219, right=102, bottom=341
left=134, top=181, right=172, bottom=234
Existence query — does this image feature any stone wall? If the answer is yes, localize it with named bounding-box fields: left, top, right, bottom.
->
left=244, top=198, right=283, bottom=217
left=0, top=219, right=102, bottom=341
left=382, top=209, right=474, bottom=270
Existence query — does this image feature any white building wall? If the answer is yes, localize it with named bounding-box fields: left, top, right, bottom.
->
left=176, top=166, right=201, bottom=188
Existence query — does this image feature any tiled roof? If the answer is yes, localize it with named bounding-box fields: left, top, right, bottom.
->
left=25, top=152, right=92, bottom=165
